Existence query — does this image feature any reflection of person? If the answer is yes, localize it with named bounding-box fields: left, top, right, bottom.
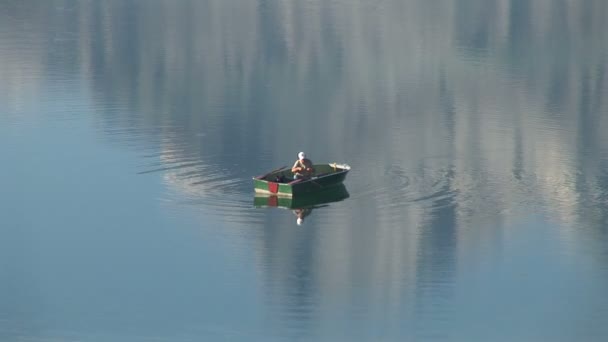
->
left=293, top=208, right=312, bottom=226
left=291, top=152, right=314, bottom=179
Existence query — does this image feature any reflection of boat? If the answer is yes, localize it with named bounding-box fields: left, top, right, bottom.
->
left=254, top=183, right=350, bottom=209
left=253, top=163, right=351, bottom=197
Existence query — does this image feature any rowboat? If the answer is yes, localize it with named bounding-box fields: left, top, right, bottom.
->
left=254, top=183, right=350, bottom=208
left=253, top=163, right=351, bottom=197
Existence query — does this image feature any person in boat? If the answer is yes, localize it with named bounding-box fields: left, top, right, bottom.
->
left=291, top=151, right=314, bottom=179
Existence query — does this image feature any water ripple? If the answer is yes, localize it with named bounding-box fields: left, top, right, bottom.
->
left=350, top=164, right=462, bottom=211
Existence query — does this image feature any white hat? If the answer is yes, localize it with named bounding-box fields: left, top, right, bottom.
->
left=297, top=218, right=304, bottom=225
left=298, top=152, right=306, bottom=160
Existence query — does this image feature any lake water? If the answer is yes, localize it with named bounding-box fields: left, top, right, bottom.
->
left=1, top=0, right=608, bottom=341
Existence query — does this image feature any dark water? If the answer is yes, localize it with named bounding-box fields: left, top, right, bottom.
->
left=2, top=0, right=608, bottom=341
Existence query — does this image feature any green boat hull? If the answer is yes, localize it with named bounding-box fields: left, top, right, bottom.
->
left=253, top=163, right=350, bottom=197
left=254, top=183, right=350, bottom=209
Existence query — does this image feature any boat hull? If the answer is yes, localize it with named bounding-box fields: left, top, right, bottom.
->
left=254, top=183, right=350, bottom=209
left=253, top=163, right=350, bottom=197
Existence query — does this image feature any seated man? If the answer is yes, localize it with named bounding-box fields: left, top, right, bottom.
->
left=291, top=152, right=314, bottom=179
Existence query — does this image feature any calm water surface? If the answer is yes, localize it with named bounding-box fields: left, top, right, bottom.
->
left=2, top=0, right=608, bottom=341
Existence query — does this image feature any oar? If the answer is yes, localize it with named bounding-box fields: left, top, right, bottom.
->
left=310, top=179, right=324, bottom=188
left=306, top=176, right=324, bottom=188
left=256, top=165, right=288, bottom=180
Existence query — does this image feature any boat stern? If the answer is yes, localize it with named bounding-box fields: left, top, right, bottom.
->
left=253, top=177, right=294, bottom=196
